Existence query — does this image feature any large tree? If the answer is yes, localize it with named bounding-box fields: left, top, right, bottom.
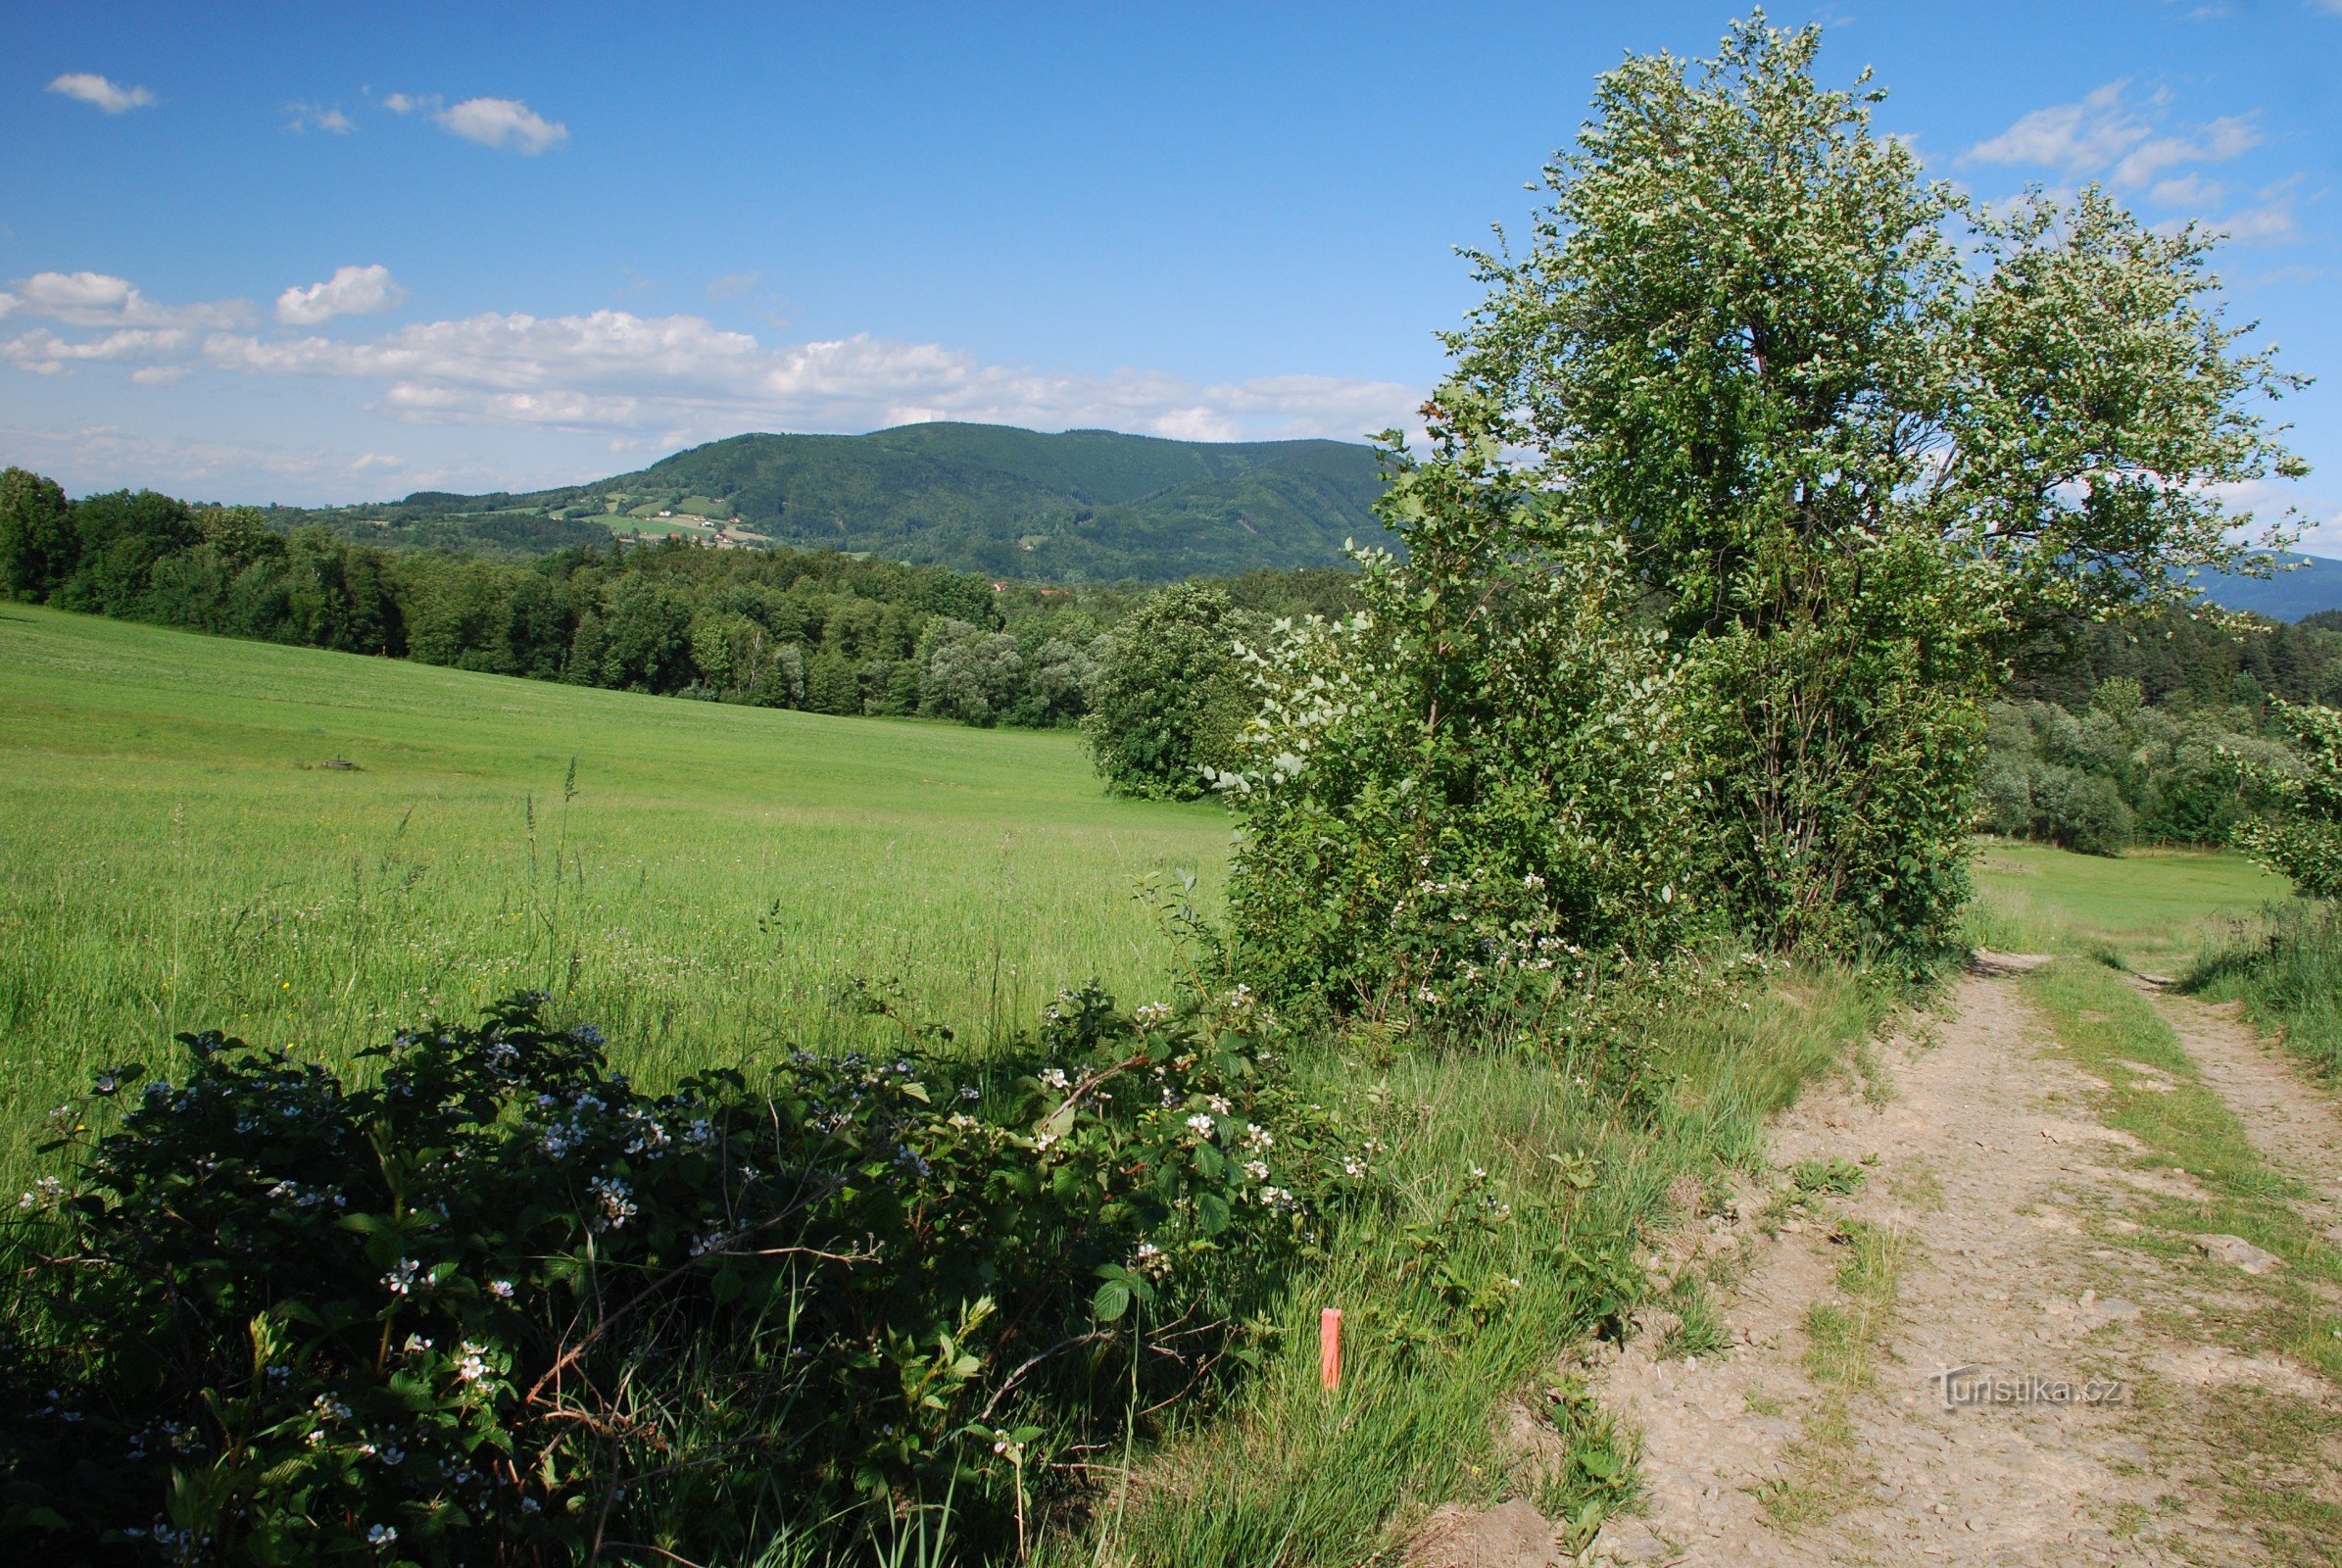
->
left=1428, top=17, right=2300, bottom=953
left=1229, top=16, right=2308, bottom=1004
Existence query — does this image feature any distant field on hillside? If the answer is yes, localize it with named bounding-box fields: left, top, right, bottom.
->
left=0, top=606, right=1229, bottom=1190
left=1968, top=839, right=2294, bottom=964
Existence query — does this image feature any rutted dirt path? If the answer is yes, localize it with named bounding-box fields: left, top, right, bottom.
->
left=1569, top=956, right=2342, bottom=1568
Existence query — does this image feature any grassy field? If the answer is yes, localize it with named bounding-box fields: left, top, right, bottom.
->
left=0, top=604, right=1226, bottom=1193
left=1967, top=838, right=2293, bottom=967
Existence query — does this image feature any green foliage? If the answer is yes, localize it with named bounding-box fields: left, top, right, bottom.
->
left=2230, top=701, right=2342, bottom=899
left=1085, top=584, right=1256, bottom=802
left=1983, top=680, right=2306, bottom=853
left=1221, top=416, right=1709, bottom=1025
left=1280, top=15, right=2300, bottom=963
left=1, top=982, right=1364, bottom=1561
left=0, top=466, right=76, bottom=600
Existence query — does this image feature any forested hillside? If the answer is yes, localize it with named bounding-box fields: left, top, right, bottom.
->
left=273, top=422, right=1392, bottom=581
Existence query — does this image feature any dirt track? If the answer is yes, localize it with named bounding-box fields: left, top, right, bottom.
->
left=1566, top=956, right=2342, bottom=1568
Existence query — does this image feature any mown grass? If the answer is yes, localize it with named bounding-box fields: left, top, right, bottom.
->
left=1966, top=839, right=2291, bottom=966
left=0, top=605, right=1226, bottom=1195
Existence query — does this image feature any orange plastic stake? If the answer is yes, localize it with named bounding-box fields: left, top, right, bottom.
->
left=1320, top=1307, right=1342, bottom=1391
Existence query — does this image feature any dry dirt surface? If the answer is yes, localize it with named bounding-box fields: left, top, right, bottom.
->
left=1550, top=954, right=2342, bottom=1568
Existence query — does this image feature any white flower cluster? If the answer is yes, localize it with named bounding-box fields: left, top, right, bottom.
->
left=588, top=1176, right=638, bottom=1231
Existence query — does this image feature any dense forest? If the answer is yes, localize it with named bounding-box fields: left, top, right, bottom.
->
left=0, top=466, right=1353, bottom=733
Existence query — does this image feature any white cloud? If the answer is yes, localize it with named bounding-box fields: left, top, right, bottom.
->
left=706, top=271, right=760, bottom=302
left=382, top=92, right=421, bottom=114
left=182, top=306, right=1414, bottom=444
left=435, top=97, right=567, bottom=154
left=2209, top=197, right=2299, bottom=243
left=1965, top=83, right=2259, bottom=191
left=2215, top=477, right=2342, bottom=561
left=7, top=271, right=248, bottom=329
left=1967, top=82, right=2149, bottom=177
left=4, top=272, right=1416, bottom=448
left=47, top=74, right=156, bottom=114
left=2149, top=173, right=2222, bottom=208
left=275, top=265, right=406, bottom=326
left=287, top=102, right=355, bottom=135
left=2, top=327, right=189, bottom=375
left=350, top=452, right=403, bottom=470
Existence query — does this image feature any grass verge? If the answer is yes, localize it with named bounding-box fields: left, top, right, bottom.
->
left=1040, top=964, right=1909, bottom=1567
left=2184, top=904, right=2342, bottom=1082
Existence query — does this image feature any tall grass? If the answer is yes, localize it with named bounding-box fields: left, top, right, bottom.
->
left=0, top=606, right=1226, bottom=1194
left=1045, top=965, right=1905, bottom=1567
left=2186, top=904, right=2342, bottom=1081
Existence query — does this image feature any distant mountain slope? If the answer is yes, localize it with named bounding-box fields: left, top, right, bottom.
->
left=2195, top=553, right=2342, bottom=621
left=329, top=422, right=1393, bottom=581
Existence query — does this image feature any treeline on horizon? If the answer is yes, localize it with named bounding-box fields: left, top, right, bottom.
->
left=0, top=467, right=1356, bottom=731
left=7, top=463, right=2342, bottom=839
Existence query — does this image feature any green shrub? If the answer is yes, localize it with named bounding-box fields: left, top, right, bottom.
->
left=2031, top=765, right=2135, bottom=857
left=1085, top=584, right=1255, bottom=800
left=2231, top=701, right=2342, bottom=899
left=1221, top=417, right=1710, bottom=1029
left=0, top=985, right=1362, bottom=1563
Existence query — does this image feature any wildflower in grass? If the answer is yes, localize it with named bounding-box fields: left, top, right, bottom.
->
left=1243, top=1123, right=1272, bottom=1151
left=487, top=1279, right=513, bottom=1299
left=1206, top=1094, right=1232, bottom=1114
left=1039, top=1066, right=1070, bottom=1091
left=1244, top=1159, right=1269, bottom=1181
left=1184, top=1113, right=1215, bottom=1139
left=367, top=1524, right=398, bottom=1547
left=382, top=1258, right=420, bottom=1297
left=454, top=1343, right=490, bottom=1384
left=1133, top=1001, right=1173, bottom=1027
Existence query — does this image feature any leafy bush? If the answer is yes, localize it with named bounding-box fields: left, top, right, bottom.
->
left=1085, top=584, right=1256, bottom=800
left=2231, top=700, right=2342, bottom=899
left=0, top=982, right=1364, bottom=1563
left=1220, top=413, right=1711, bottom=1028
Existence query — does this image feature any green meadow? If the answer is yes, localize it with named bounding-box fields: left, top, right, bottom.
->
left=1967, top=837, right=2292, bottom=966
left=0, top=604, right=1226, bottom=1193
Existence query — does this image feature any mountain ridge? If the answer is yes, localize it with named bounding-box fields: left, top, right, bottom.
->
left=321, top=421, right=1393, bottom=582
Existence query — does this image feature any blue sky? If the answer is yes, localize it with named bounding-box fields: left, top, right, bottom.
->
left=5, top=1, right=2339, bottom=554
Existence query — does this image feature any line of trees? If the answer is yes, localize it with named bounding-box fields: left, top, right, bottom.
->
left=0, top=466, right=1365, bottom=735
